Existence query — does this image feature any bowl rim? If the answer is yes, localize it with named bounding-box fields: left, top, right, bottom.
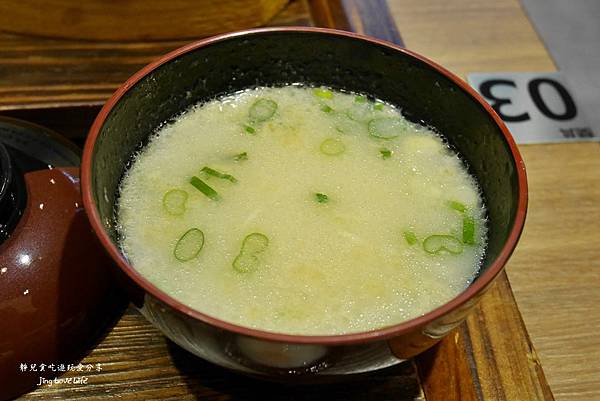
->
left=81, top=26, right=528, bottom=345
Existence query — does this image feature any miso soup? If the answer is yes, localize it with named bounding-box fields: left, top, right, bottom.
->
left=117, top=85, right=487, bottom=335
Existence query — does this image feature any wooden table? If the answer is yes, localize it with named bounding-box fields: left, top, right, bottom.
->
left=1, top=1, right=598, bottom=400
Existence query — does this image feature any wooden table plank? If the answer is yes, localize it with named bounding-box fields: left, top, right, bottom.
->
left=510, top=143, right=600, bottom=401
left=0, top=0, right=312, bottom=110
left=416, top=272, right=554, bottom=401
left=387, top=0, right=555, bottom=77
left=0, top=0, right=288, bottom=41
left=387, top=1, right=600, bottom=400
left=309, top=0, right=403, bottom=45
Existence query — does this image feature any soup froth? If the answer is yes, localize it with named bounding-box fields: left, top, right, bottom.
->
left=117, top=85, right=487, bottom=335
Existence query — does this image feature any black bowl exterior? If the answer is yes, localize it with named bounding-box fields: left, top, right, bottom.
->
left=84, top=28, right=526, bottom=377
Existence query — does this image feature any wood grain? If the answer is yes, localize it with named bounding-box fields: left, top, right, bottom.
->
left=387, top=0, right=555, bottom=78
left=387, top=0, right=600, bottom=399
left=0, top=0, right=288, bottom=41
left=416, top=272, right=554, bottom=401
left=509, top=143, right=600, bottom=401
left=0, top=0, right=312, bottom=110
left=309, top=0, right=403, bottom=45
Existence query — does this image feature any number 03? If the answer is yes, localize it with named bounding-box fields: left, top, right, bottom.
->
left=479, top=78, right=577, bottom=122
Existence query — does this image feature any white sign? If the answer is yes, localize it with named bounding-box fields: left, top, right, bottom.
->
left=467, top=72, right=596, bottom=144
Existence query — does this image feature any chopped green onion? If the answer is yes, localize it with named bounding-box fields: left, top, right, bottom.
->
left=244, top=124, right=256, bottom=134
left=448, top=200, right=466, bottom=213
left=347, top=103, right=373, bottom=122
left=403, top=231, right=418, bottom=245
left=380, top=148, right=392, bottom=159
left=320, top=138, right=345, bottom=156
left=354, top=95, right=367, bottom=103
left=249, top=98, right=277, bottom=122
left=463, top=215, right=476, bottom=245
left=190, top=176, right=220, bottom=201
left=234, top=152, right=248, bottom=161
left=315, top=193, right=329, bottom=203
left=446, top=200, right=475, bottom=244
left=423, top=235, right=463, bottom=255
left=233, top=233, right=269, bottom=273
left=241, top=232, right=269, bottom=254
left=233, top=253, right=259, bottom=273
left=313, top=88, right=333, bottom=99
left=335, top=117, right=365, bottom=135
left=320, top=104, right=333, bottom=113
left=201, top=166, right=237, bottom=183
left=174, top=228, right=205, bottom=261
left=162, top=189, right=188, bottom=215
left=368, top=118, right=404, bottom=139
left=373, top=102, right=385, bottom=111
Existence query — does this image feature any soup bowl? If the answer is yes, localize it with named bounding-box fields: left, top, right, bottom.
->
left=81, top=27, right=527, bottom=378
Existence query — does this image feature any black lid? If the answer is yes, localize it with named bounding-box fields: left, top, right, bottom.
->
left=0, top=117, right=81, bottom=242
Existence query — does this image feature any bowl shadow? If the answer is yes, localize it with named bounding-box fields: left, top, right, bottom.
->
left=166, top=340, right=423, bottom=400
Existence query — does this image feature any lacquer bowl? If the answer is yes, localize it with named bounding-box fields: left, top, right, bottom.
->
left=81, top=27, right=527, bottom=379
